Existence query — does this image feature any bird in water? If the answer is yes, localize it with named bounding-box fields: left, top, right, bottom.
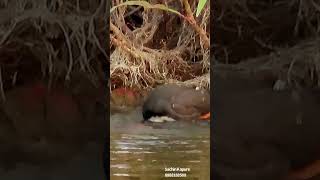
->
left=142, top=84, right=210, bottom=122
left=212, top=72, right=320, bottom=180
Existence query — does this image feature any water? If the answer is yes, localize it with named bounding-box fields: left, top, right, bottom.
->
left=0, top=142, right=105, bottom=179
left=110, top=108, right=210, bottom=180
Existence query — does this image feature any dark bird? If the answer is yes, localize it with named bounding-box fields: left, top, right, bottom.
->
left=142, top=84, right=210, bottom=122
left=212, top=71, right=320, bottom=180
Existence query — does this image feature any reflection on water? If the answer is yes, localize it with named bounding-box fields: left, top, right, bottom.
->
left=110, top=108, right=210, bottom=180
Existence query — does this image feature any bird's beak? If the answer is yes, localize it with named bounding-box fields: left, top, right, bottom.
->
left=199, top=112, right=210, bottom=120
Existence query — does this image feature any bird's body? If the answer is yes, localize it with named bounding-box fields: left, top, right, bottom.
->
left=142, top=84, right=210, bottom=121
left=1, top=81, right=106, bottom=145
left=212, top=72, right=320, bottom=180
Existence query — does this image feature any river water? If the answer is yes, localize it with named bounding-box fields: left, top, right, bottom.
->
left=110, top=108, right=210, bottom=180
